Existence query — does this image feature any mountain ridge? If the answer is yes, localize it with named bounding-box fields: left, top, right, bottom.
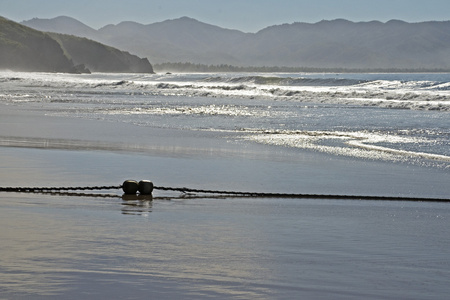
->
left=23, top=16, right=98, bottom=38
left=20, top=16, right=450, bottom=69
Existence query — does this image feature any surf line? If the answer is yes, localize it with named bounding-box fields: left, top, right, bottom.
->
left=0, top=180, right=449, bottom=203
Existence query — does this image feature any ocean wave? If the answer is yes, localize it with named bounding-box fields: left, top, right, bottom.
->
left=100, top=104, right=271, bottom=117
left=1, top=72, right=450, bottom=111
left=203, top=75, right=369, bottom=86
left=147, top=76, right=450, bottom=111
left=358, top=79, right=450, bottom=91
left=149, top=82, right=450, bottom=111
left=0, top=77, right=23, bottom=83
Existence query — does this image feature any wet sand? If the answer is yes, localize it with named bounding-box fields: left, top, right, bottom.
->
left=1, top=103, right=449, bottom=197
left=1, top=103, right=450, bottom=299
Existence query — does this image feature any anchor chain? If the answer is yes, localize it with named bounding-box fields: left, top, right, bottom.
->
left=0, top=185, right=121, bottom=193
left=153, top=186, right=450, bottom=202
left=0, top=180, right=449, bottom=202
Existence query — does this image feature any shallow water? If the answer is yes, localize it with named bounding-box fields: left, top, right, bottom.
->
left=1, top=71, right=449, bottom=170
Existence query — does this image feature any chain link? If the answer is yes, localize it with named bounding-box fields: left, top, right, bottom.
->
left=0, top=186, right=121, bottom=193
left=0, top=184, right=448, bottom=202
left=153, top=186, right=450, bottom=202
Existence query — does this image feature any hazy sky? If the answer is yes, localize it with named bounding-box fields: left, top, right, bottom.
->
left=2, top=0, right=450, bottom=32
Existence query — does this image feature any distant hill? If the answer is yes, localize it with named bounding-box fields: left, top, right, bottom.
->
left=0, top=16, right=75, bottom=72
left=49, top=33, right=154, bottom=73
left=21, top=16, right=450, bottom=70
left=22, top=16, right=99, bottom=40
left=242, top=19, right=450, bottom=69
left=0, top=16, right=154, bottom=73
left=98, top=17, right=247, bottom=65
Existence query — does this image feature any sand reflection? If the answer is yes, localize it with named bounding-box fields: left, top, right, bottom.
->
left=0, top=193, right=274, bottom=298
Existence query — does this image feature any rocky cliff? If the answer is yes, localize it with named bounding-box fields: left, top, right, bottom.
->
left=49, top=33, right=154, bottom=73
left=0, top=16, right=75, bottom=72
left=0, top=16, right=154, bottom=73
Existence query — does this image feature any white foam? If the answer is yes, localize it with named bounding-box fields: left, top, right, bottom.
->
left=2, top=71, right=450, bottom=111
left=242, top=130, right=450, bottom=164
left=102, top=104, right=271, bottom=117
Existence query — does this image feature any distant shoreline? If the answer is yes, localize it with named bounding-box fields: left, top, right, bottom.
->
left=153, top=62, right=450, bottom=73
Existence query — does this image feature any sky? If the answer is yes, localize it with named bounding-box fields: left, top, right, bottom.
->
left=2, top=0, right=450, bottom=32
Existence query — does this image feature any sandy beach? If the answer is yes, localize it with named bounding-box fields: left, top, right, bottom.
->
left=1, top=100, right=450, bottom=299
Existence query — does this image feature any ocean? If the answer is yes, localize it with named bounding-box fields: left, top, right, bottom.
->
left=1, top=72, right=449, bottom=184
left=0, top=71, right=449, bottom=299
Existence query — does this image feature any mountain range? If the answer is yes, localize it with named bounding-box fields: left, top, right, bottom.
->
left=0, top=16, right=153, bottom=73
left=21, top=16, right=450, bottom=70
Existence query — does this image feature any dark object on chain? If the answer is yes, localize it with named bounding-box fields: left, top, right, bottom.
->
left=0, top=180, right=449, bottom=202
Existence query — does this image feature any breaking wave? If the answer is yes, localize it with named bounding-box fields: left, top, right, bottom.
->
left=203, top=75, right=369, bottom=86
left=1, top=71, right=450, bottom=111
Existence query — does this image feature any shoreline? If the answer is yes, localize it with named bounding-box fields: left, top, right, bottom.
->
left=1, top=102, right=449, bottom=199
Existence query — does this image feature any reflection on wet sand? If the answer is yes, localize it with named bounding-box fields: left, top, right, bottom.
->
left=0, top=192, right=275, bottom=299
left=0, top=135, right=260, bottom=160
left=0, top=188, right=241, bottom=217
left=121, top=194, right=153, bottom=215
